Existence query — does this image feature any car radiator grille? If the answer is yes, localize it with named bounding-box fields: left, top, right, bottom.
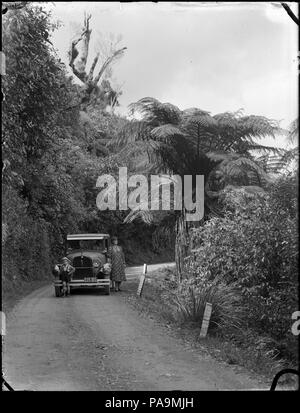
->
left=72, top=256, right=93, bottom=279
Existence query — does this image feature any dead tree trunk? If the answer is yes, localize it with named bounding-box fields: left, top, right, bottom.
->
left=175, top=209, right=189, bottom=282
left=69, top=13, right=127, bottom=110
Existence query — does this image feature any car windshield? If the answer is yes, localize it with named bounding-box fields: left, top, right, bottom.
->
left=67, top=239, right=106, bottom=252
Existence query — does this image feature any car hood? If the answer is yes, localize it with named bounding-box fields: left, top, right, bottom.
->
left=67, top=250, right=106, bottom=263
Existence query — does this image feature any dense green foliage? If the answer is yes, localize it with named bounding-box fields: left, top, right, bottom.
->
left=2, top=5, right=169, bottom=292
left=181, top=175, right=298, bottom=359
left=2, top=5, right=84, bottom=285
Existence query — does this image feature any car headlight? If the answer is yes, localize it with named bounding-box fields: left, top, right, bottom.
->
left=93, top=261, right=100, bottom=268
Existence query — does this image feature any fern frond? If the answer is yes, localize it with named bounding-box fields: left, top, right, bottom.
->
left=220, top=156, right=270, bottom=183
left=129, top=97, right=181, bottom=126
left=115, top=120, right=152, bottom=147
left=150, top=124, right=186, bottom=142
left=247, top=144, right=284, bottom=154
left=287, top=118, right=298, bottom=145
left=124, top=209, right=154, bottom=224
left=255, top=152, right=295, bottom=174
left=237, top=115, right=285, bottom=139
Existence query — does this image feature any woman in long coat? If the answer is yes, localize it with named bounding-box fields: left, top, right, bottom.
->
left=108, top=236, right=126, bottom=291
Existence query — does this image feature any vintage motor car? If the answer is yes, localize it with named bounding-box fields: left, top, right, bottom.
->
left=53, top=233, right=111, bottom=296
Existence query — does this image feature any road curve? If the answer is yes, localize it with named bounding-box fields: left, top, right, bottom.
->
left=125, top=262, right=175, bottom=280
left=3, top=265, right=264, bottom=391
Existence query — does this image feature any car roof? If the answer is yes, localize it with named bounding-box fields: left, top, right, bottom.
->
left=67, top=234, right=110, bottom=240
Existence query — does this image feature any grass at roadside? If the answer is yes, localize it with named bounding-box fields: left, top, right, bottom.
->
left=121, top=269, right=298, bottom=390
left=2, top=278, right=52, bottom=315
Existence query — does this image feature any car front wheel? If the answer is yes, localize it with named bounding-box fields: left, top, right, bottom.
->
left=55, top=286, right=61, bottom=297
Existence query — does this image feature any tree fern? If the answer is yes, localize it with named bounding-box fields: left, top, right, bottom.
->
left=113, top=97, right=285, bottom=278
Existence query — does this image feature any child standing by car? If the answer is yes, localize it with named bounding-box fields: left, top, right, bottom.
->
left=59, top=257, right=75, bottom=297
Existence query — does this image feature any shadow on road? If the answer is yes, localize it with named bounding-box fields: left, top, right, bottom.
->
left=69, top=289, right=110, bottom=296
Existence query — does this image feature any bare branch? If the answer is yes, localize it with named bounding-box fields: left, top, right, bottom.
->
left=93, top=47, right=127, bottom=85
left=80, top=12, right=92, bottom=70
left=68, top=13, right=127, bottom=109
left=69, top=12, right=92, bottom=83
left=88, top=53, right=100, bottom=83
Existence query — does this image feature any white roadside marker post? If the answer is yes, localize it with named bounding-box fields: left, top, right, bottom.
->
left=0, top=312, right=6, bottom=337
left=137, top=264, right=147, bottom=297
left=0, top=52, right=6, bottom=76
left=199, top=302, right=212, bottom=338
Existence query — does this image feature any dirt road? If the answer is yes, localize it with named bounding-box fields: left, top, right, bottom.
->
left=3, top=264, right=265, bottom=391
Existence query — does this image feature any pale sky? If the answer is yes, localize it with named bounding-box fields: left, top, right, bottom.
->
left=46, top=2, right=298, bottom=148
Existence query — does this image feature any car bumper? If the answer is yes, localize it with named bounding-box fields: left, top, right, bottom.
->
left=53, top=279, right=110, bottom=288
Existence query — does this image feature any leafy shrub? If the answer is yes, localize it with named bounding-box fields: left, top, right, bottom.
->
left=186, top=175, right=298, bottom=359
left=2, top=186, right=53, bottom=291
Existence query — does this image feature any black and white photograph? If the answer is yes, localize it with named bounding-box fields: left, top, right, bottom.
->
left=1, top=1, right=299, bottom=394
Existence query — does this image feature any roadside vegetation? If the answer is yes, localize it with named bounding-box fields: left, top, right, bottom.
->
left=2, top=5, right=172, bottom=298
left=125, top=257, right=297, bottom=386
left=124, top=166, right=298, bottom=381
left=2, top=3, right=298, bottom=379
